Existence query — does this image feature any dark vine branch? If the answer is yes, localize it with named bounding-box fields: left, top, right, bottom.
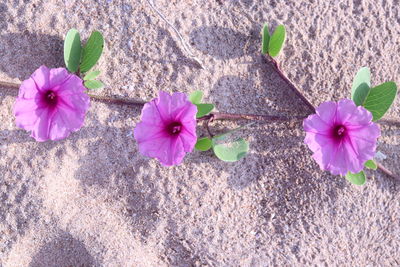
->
left=263, top=54, right=316, bottom=113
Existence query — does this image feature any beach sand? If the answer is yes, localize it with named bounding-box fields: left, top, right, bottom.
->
left=0, top=0, right=399, bottom=266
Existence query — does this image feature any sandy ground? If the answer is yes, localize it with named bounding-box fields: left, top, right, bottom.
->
left=0, top=0, right=399, bottom=266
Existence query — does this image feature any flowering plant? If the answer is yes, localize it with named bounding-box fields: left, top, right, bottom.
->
left=1, top=25, right=398, bottom=185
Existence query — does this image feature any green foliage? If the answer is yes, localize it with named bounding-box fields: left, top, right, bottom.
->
left=196, top=103, right=214, bottom=118
left=351, top=67, right=371, bottom=106
left=268, top=25, right=286, bottom=57
left=83, top=70, right=101, bottom=81
left=261, top=24, right=270, bottom=55
left=84, top=80, right=104, bottom=89
left=212, top=137, right=249, bottom=162
left=64, top=29, right=82, bottom=73
left=189, top=90, right=203, bottom=104
left=363, top=81, right=397, bottom=121
left=80, top=31, right=104, bottom=73
left=195, top=137, right=212, bottom=151
left=365, top=159, right=378, bottom=170
left=345, top=171, right=366, bottom=186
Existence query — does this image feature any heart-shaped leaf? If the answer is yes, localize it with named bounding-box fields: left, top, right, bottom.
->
left=363, top=81, right=397, bottom=121
left=365, top=159, right=377, bottom=170
left=268, top=25, right=286, bottom=58
left=83, top=70, right=101, bottom=81
left=345, top=171, right=366, bottom=186
left=84, top=80, right=104, bottom=89
left=195, top=137, right=212, bottom=151
left=64, top=29, right=82, bottom=73
left=196, top=103, right=214, bottom=118
left=212, top=137, right=249, bottom=162
left=351, top=67, right=371, bottom=106
left=80, top=31, right=104, bottom=73
left=189, top=90, right=203, bottom=104
left=261, top=24, right=270, bottom=55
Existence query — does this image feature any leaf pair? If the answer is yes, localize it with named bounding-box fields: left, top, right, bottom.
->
left=64, top=29, right=104, bottom=89
left=189, top=91, right=215, bottom=118
left=195, top=135, right=249, bottom=162
left=345, top=160, right=378, bottom=185
left=261, top=24, right=286, bottom=57
left=351, top=67, right=397, bottom=121
left=83, top=70, right=103, bottom=89
left=189, top=91, right=249, bottom=162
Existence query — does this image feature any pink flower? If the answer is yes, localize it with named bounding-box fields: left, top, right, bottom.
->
left=14, top=65, right=90, bottom=142
left=134, top=91, right=197, bottom=166
left=303, top=99, right=380, bottom=175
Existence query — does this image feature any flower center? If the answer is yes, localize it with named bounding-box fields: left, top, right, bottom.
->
left=333, top=125, right=347, bottom=140
left=166, top=121, right=182, bottom=136
left=44, top=90, right=58, bottom=107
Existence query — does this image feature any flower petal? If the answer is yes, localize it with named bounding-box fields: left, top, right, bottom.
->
left=303, top=114, right=332, bottom=134
left=30, top=108, right=53, bottom=142
left=31, top=65, right=51, bottom=91
left=48, top=67, right=71, bottom=89
left=138, top=136, right=185, bottom=166
left=336, top=99, right=357, bottom=124
left=315, top=101, right=337, bottom=124
left=18, top=77, right=39, bottom=99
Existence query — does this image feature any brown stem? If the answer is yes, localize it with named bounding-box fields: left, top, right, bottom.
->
left=0, top=81, right=20, bottom=89
left=197, top=113, right=305, bottom=122
left=263, top=55, right=316, bottom=113
left=87, top=94, right=146, bottom=106
left=377, top=163, right=400, bottom=182
left=203, top=118, right=214, bottom=137
left=1, top=80, right=302, bottom=122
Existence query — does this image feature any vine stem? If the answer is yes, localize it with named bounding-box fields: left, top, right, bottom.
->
left=197, top=113, right=304, bottom=122
left=262, top=54, right=399, bottom=182
left=377, top=163, right=400, bottom=182
left=263, top=54, right=315, bottom=113
left=0, top=81, right=301, bottom=122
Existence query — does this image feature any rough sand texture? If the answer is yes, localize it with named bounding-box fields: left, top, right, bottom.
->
left=1, top=0, right=399, bottom=266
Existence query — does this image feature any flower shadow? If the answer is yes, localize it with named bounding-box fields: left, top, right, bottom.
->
left=72, top=104, right=161, bottom=240
left=28, top=231, right=100, bottom=267
left=0, top=32, right=63, bottom=80
left=189, top=26, right=252, bottom=60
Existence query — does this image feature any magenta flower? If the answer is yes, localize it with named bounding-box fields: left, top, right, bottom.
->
left=14, top=65, right=90, bottom=142
left=134, top=91, right=197, bottom=166
left=303, top=99, right=380, bottom=175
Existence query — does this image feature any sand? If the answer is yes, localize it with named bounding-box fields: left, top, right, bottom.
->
left=0, top=0, right=399, bottom=266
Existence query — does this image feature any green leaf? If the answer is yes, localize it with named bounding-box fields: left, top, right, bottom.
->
left=80, top=31, right=104, bottom=73
left=83, top=70, right=101, bottom=81
left=345, top=171, right=366, bottom=186
left=351, top=67, right=371, bottom=106
left=261, top=24, right=270, bottom=54
left=268, top=25, right=286, bottom=58
left=64, top=29, right=82, bottom=73
left=195, top=137, right=212, bottom=151
left=212, top=137, right=249, bottom=162
left=363, top=81, right=397, bottom=121
left=84, top=80, right=104, bottom=89
left=365, top=159, right=377, bottom=170
left=196, top=103, right=214, bottom=118
left=189, top=90, right=203, bottom=104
